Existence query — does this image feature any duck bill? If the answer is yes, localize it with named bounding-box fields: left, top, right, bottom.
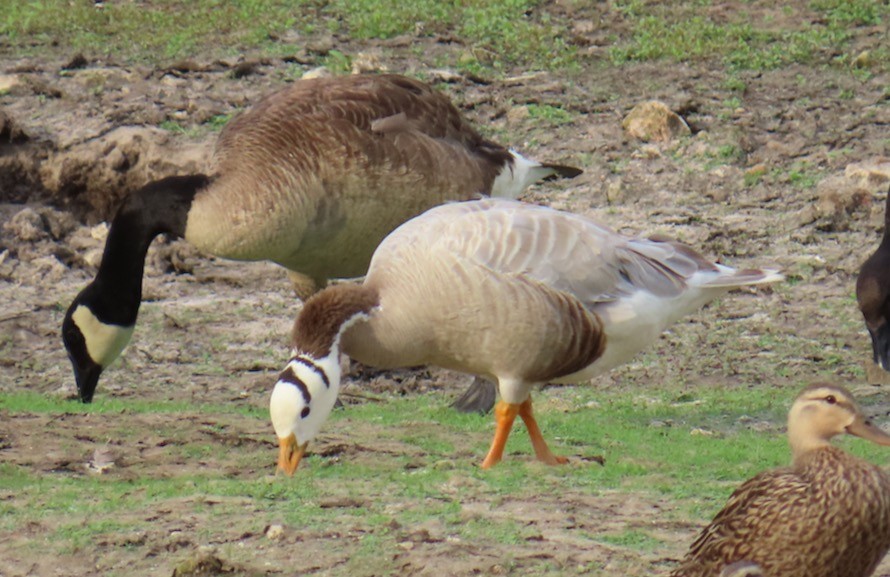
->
left=846, top=415, right=890, bottom=446
left=277, top=433, right=308, bottom=475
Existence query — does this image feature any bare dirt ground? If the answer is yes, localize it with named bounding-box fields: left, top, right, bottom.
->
left=2, top=3, right=890, bottom=576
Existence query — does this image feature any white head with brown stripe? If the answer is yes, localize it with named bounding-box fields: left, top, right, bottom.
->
left=270, top=284, right=380, bottom=475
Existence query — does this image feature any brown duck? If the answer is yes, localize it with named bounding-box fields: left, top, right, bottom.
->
left=671, top=383, right=890, bottom=577
left=61, top=74, right=581, bottom=404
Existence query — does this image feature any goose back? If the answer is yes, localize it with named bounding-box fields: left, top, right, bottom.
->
left=184, top=75, right=514, bottom=282
left=340, top=198, right=772, bottom=385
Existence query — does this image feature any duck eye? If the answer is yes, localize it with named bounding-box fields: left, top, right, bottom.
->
left=301, top=407, right=311, bottom=418
left=825, top=395, right=837, bottom=404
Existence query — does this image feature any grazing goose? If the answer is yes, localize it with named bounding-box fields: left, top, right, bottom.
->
left=670, top=383, right=890, bottom=577
left=857, top=189, right=890, bottom=372
left=269, top=198, right=781, bottom=473
left=61, top=73, right=581, bottom=403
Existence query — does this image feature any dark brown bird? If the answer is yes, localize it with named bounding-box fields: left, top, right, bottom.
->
left=671, top=383, right=890, bottom=577
left=858, top=188, right=890, bottom=372
left=61, top=74, right=581, bottom=404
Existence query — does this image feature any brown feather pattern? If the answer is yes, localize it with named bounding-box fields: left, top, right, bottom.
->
left=672, top=388, right=890, bottom=577
left=184, top=74, right=527, bottom=284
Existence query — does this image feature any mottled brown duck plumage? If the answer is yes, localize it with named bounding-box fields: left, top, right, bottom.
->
left=671, top=383, right=890, bottom=577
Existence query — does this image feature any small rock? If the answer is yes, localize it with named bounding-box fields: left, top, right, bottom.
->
left=427, top=69, right=463, bottom=83
left=0, top=75, right=22, bottom=94
left=690, top=427, right=714, bottom=436
left=506, top=105, right=530, bottom=124
left=90, top=223, right=109, bottom=242
left=38, top=207, right=77, bottom=240
left=172, top=552, right=225, bottom=577
left=265, top=524, right=285, bottom=540
left=62, top=53, right=89, bottom=71
left=622, top=100, right=691, bottom=142
left=351, top=52, right=387, bottom=74
left=397, top=541, right=415, bottom=550
left=845, top=159, right=890, bottom=189
left=3, top=208, right=46, bottom=241
left=745, top=164, right=767, bottom=179
left=302, top=66, right=332, bottom=80
left=231, top=61, right=260, bottom=79
left=306, top=35, right=335, bottom=54
left=852, top=50, right=870, bottom=69
left=87, top=447, right=116, bottom=473
left=31, top=255, right=68, bottom=282
left=606, top=179, right=625, bottom=204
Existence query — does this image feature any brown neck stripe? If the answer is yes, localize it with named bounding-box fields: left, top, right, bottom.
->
left=278, top=366, right=311, bottom=403
left=292, top=355, right=330, bottom=389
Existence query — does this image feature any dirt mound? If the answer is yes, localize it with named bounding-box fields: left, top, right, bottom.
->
left=40, top=126, right=211, bottom=222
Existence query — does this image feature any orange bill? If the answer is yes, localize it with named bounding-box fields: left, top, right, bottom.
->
left=278, top=433, right=309, bottom=475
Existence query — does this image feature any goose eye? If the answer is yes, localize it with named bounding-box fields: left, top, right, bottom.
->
left=301, top=407, right=311, bottom=418
left=825, top=395, right=837, bottom=404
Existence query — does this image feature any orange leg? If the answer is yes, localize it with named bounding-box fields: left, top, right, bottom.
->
left=518, top=397, right=568, bottom=466
left=481, top=400, right=520, bottom=469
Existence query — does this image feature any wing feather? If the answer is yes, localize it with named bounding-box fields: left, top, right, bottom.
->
left=399, top=199, right=710, bottom=306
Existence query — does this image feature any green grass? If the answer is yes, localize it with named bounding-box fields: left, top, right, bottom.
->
left=1, top=0, right=305, bottom=62
left=1, top=0, right=577, bottom=73
left=2, top=381, right=889, bottom=567
left=609, top=0, right=887, bottom=71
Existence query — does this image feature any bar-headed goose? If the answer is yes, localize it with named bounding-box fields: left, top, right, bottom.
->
left=670, top=383, right=890, bottom=577
left=857, top=188, right=890, bottom=372
left=270, top=198, right=782, bottom=473
left=62, top=74, right=581, bottom=403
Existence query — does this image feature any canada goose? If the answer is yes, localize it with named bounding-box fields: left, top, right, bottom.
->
left=857, top=188, right=890, bottom=372
left=269, top=198, right=782, bottom=474
left=61, top=74, right=581, bottom=403
left=670, top=383, right=890, bottom=577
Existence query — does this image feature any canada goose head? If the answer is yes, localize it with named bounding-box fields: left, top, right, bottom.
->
left=270, top=284, right=379, bottom=475
left=62, top=284, right=135, bottom=403
left=787, top=383, right=890, bottom=459
left=719, top=561, right=763, bottom=577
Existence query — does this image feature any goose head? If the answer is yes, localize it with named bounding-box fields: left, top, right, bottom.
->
left=270, top=284, right=379, bottom=475
left=62, top=284, right=135, bottom=403
left=787, top=382, right=890, bottom=459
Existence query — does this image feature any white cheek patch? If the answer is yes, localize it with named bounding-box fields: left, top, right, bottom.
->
left=71, top=305, right=135, bottom=368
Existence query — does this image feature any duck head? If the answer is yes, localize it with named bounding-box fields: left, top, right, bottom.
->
left=788, top=382, right=890, bottom=459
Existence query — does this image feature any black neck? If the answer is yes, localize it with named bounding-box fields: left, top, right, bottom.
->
left=85, top=174, right=209, bottom=325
